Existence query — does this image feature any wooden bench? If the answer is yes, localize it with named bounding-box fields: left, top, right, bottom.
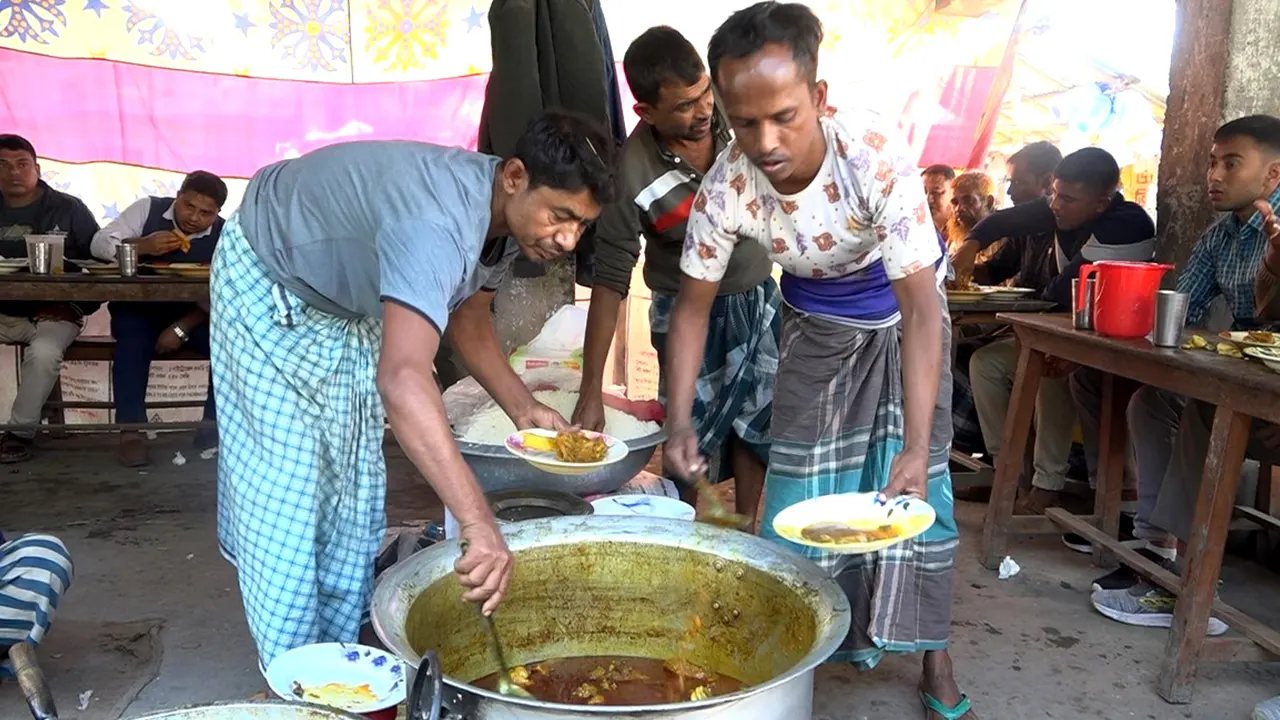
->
left=17, top=335, right=212, bottom=433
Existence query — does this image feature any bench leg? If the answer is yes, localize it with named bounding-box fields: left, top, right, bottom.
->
left=1092, top=373, right=1132, bottom=568
left=981, top=340, right=1044, bottom=569
left=1157, top=405, right=1250, bottom=703
left=44, top=377, right=68, bottom=440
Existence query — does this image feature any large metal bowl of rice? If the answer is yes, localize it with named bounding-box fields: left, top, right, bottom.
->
left=445, top=373, right=666, bottom=496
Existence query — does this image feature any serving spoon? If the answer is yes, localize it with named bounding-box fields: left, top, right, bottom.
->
left=458, top=540, right=533, bottom=699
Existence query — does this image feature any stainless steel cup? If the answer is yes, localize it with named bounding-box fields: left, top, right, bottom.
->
left=118, top=243, right=139, bottom=277
left=1153, top=290, right=1190, bottom=347
left=28, top=242, right=52, bottom=275
left=1072, top=277, right=1096, bottom=330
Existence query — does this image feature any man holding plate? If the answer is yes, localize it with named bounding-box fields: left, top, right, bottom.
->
left=661, top=4, right=970, bottom=718
left=209, top=111, right=614, bottom=671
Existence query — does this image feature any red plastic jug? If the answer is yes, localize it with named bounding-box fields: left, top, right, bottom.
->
left=1077, top=261, right=1173, bottom=339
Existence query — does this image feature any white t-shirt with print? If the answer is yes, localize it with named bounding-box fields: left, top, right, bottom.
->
left=680, top=108, right=942, bottom=288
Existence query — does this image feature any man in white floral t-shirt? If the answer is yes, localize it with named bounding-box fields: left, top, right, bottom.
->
left=660, top=3, right=971, bottom=718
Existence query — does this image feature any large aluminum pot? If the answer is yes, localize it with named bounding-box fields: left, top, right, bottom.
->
left=456, top=430, right=665, bottom=496
left=126, top=701, right=364, bottom=719
left=372, top=515, right=850, bottom=720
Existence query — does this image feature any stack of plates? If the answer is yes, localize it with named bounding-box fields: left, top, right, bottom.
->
left=985, top=287, right=1037, bottom=302
left=77, top=260, right=119, bottom=276
left=945, top=287, right=997, bottom=303
left=0, top=259, right=28, bottom=275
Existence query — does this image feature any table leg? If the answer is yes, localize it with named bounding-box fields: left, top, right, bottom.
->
left=981, top=339, right=1044, bottom=569
left=1092, top=374, right=1133, bottom=568
left=1157, top=405, right=1250, bottom=703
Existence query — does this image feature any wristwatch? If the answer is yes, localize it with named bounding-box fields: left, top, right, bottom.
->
left=170, top=325, right=189, bottom=343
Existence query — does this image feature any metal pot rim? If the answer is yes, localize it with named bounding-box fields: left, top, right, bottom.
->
left=371, top=515, right=850, bottom=714
left=454, top=429, right=668, bottom=457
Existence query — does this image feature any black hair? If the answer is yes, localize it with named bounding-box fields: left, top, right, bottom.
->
left=1008, top=141, right=1063, bottom=178
left=921, top=164, right=956, bottom=181
left=0, top=134, right=37, bottom=161
left=179, top=170, right=228, bottom=208
left=1054, top=147, right=1120, bottom=197
left=623, top=26, right=705, bottom=107
left=707, top=1, right=823, bottom=88
left=1214, top=114, right=1280, bottom=155
left=512, top=110, right=616, bottom=207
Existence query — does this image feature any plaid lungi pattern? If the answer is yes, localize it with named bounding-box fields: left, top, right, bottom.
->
left=760, top=298, right=959, bottom=670
left=649, top=278, right=780, bottom=479
left=0, top=533, right=73, bottom=675
left=211, top=213, right=386, bottom=669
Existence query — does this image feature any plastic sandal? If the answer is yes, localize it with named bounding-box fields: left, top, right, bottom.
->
left=920, top=689, right=973, bottom=720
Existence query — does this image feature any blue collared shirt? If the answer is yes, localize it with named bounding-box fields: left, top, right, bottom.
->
left=1176, top=184, right=1280, bottom=329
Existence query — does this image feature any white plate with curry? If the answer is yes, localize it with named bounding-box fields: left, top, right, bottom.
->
left=772, top=491, right=936, bottom=555
left=505, top=428, right=629, bottom=476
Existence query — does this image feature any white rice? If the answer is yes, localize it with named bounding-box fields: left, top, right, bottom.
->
left=456, top=390, right=660, bottom=446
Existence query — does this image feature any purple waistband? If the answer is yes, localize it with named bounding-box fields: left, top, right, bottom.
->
left=780, top=263, right=900, bottom=322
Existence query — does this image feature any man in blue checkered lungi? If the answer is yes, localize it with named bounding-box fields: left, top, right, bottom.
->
left=209, top=111, right=617, bottom=670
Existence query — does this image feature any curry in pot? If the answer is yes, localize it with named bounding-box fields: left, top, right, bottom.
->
left=472, top=656, right=746, bottom=705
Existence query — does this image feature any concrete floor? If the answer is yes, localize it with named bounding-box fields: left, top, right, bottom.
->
left=3, top=433, right=1280, bottom=719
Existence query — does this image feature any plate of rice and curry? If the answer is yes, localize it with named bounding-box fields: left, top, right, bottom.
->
left=772, top=491, right=936, bottom=554
left=144, top=262, right=210, bottom=279
left=944, top=278, right=998, bottom=302
left=1219, top=329, right=1280, bottom=348
left=505, top=428, right=629, bottom=476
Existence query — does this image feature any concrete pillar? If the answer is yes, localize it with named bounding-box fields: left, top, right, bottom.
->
left=1156, top=0, right=1280, bottom=270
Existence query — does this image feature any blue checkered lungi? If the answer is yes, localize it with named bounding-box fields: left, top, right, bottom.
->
left=210, top=212, right=386, bottom=669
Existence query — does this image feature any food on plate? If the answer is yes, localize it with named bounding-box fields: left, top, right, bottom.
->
left=291, top=680, right=377, bottom=707
left=457, top=390, right=660, bottom=445
left=474, top=655, right=745, bottom=706
left=1246, top=330, right=1278, bottom=345
left=945, top=277, right=980, bottom=292
left=799, top=520, right=900, bottom=544
left=1217, top=342, right=1244, bottom=358
left=552, top=429, right=609, bottom=463
left=1181, top=334, right=1209, bottom=350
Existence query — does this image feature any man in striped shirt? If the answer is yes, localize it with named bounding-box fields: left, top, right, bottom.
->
left=575, top=26, right=780, bottom=523
left=1, top=530, right=74, bottom=677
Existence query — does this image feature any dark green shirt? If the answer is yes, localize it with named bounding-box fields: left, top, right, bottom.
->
left=591, top=119, right=770, bottom=298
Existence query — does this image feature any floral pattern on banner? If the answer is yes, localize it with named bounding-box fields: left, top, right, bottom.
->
left=363, top=0, right=449, bottom=72
left=123, top=2, right=207, bottom=60
left=0, top=0, right=67, bottom=44
left=269, top=0, right=351, bottom=72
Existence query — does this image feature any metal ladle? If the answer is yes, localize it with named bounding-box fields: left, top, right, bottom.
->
left=674, top=471, right=752, bottom=531
left=457, top=540, right=533, bottom=699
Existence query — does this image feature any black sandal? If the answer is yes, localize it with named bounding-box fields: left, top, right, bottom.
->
left=0, top=433, right=33, bottom=463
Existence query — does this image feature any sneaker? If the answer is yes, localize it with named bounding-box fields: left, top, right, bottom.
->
left=1063, top=513, right=1136, bottom=554
left=1091, top=549, right=1175, bottom=592
left=1090, top=582, right=1228, bottom=635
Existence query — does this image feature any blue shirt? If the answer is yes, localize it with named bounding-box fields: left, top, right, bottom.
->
left=1176, top=184, right=1280, bottom=329
left=237, top=141, right=517, bottom=331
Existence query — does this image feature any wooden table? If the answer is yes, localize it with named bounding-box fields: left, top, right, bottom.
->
left=982, top=313, right=1280, bottom=703
left=0, top=273, right=207, bottom=303
left=949, top=297, right=1057, bottom=325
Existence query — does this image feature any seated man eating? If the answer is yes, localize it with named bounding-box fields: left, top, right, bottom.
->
left=91, top=171, right=227, bottom=466
left=955, top=148, right=1155, bottom=515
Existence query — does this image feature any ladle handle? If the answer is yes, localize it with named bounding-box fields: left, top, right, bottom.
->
left=407, top=649, right=443, bottom=720
left=9, top=642, right=58, bottom=720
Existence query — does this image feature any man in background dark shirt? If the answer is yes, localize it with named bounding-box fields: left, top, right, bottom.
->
left=0, top=135, right=99, bottom=463
left=575, top=26, right=779, bottom=523
left=960, top=147, right=1155, bottom=514
left=949, top=143, right=1060, bottom=456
